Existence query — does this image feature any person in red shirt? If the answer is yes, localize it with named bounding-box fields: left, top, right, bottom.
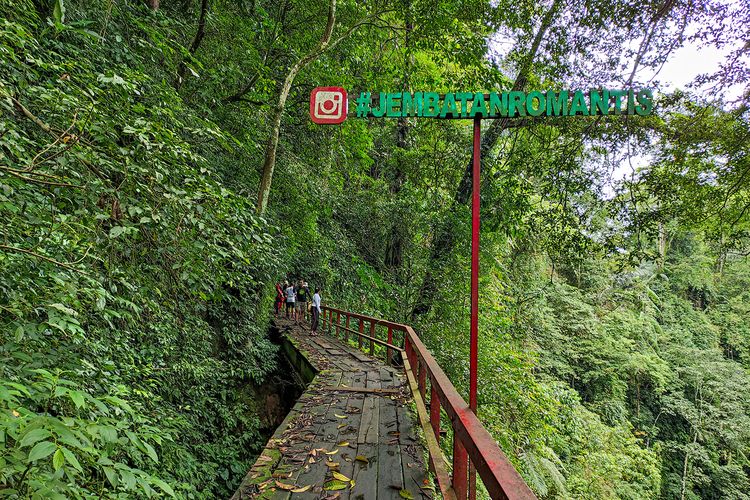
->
left=274, top=282, right=284, bottom=317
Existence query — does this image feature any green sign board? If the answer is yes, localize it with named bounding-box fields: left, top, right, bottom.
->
left=354, top=89, right=653, bottom=119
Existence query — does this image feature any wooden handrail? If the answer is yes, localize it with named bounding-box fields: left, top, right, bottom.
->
left=317, top=306, right=536, bottom=500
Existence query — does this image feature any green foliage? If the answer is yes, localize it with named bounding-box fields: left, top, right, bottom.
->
left=2, top=0, right=749, bottom=498
left=0, top=3, right=281, bottom=496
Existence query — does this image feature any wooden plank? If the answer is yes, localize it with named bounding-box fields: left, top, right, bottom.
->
left=291, top=440, right=338, bottom=499
left=349, top=348, right=375, bottom=364
left=402, top=442, right=432, bottom=499
left=376, top=444, right=403, bottom=498
left=379, top=390, right=400, bottom=442
left=349, top=370, right=367, bottom=389
left=320, top=386, right=401, bottom=395
left=395, top=402, right=418, bottom=445
left=358, top=395, right=379, bottom=444
left=351, top=443, right=378, bottom=499
left=366, top=370, right=381, bottom=389
left=379, top=366, right=395, bottom=389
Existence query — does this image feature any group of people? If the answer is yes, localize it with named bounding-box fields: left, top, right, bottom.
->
left=275, top=279, right=322, bottom=335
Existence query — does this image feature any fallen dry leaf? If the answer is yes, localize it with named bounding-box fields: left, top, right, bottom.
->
left=324, top=479, right=349, bottom=491
left=399, top=489, right=414, bottom=499
left=332, top=472, right=350, bottom=482
left=291, top=485, right=312, bottom=493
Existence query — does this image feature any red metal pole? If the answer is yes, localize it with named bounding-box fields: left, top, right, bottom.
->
left=469, top=116, right=481, bottom=500
left=470, top=116, right=480, bottom=411
left=453, top=437, right=468, bottom=499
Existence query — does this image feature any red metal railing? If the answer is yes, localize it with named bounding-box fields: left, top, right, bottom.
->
left=314, top=305, right=536, bottom=500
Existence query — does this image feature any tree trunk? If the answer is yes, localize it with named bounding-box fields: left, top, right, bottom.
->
left=384, top=0, right=413, bottom=269
left=411, top=0, right=561, bottom=318
left=657, top=221, right=667, bottom=269
left=176, top=0, right=210, bottom=89
left=256, top=0, right=337, bottom=214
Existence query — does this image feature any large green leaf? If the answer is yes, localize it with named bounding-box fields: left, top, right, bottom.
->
left=28, top=441, right=56, bottom=462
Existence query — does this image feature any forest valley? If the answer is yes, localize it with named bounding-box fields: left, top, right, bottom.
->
left=1, top=0, right=749, bottom=498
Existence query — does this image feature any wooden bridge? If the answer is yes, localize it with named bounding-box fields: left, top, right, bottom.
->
left=232, top=307, right=536, bottom=499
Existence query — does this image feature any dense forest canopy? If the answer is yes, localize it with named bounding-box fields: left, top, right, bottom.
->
left=1, top=0, right=749, bottom=498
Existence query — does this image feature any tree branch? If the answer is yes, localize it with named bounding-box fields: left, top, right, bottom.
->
left=176, top=0, right=210, bottom=88
left=0, top=244, right=90, bottom=274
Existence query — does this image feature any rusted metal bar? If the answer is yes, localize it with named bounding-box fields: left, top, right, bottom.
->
left=418, top=361, right=426, bottom=399
left=387, top=326, right=393, bottom=365
left=406, top=337, right=417, bottom=374
left=453, top=437, right=469, bottom=499
left=368, top=321, right=376, bottom=355
left=332, top=323, right=403, bottom=352
left=358, top=318, right=364, bottom=350
left=344, top=314, right=350, bottom=342
left=430, top=383, right=441, bottom=440
left=323, top=306, right=409, bottom=332
left=336, top=311, right=341, bottom=338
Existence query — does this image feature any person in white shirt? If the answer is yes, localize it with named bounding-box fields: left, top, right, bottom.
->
left=284, top=283, right=296, bottom=319
left=311, top=288, right=322, bottom=335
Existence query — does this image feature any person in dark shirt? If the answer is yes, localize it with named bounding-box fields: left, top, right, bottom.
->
left=295, top=280, right=311, bottom=323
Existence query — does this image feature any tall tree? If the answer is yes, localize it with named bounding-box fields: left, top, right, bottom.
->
left=255, top=0, right=378, bottom=214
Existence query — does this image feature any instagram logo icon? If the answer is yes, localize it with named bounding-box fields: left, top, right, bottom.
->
left=310, top=87, right=348, bottom=124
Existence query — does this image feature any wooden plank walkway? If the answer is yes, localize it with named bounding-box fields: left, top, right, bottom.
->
left=232, top=318, right=432, bottom=499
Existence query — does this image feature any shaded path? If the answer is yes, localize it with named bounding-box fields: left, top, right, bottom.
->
left=231, top=318, right=432, bottom=499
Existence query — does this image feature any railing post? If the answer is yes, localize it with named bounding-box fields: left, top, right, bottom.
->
left=470, top=466, right=477, bottom=500
left=453, top=437, right=468, bottom=499
left=386, top=326, right=393, bottom=365
left=344, top=314, right=350, bottom=342
left=368, top=321, right=375, bottom=356
left=406, top=337, right=417, bottom=374
left=430, top=383, right=440, bottom=439
left=418, top=362, right=426, bottom=399
left=336, top=311, right=341, bottom=338
left=358, top=318, right=364, bottom=350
